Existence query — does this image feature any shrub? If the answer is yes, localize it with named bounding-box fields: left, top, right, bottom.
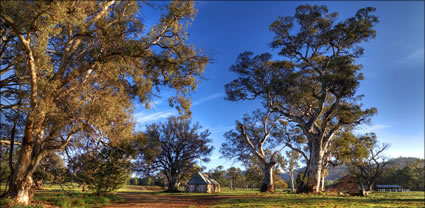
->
left=70, top=146, right=131, bottom=195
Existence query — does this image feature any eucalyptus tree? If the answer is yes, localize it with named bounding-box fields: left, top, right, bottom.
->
left=226, top=167, right=243, bottom=190
left=348, top=135, right=390, bottom=196
left=285, top=150, right=301, bottom=192
left=208, top=166, right=228, bottom=187
left=242, top=153, right=288, bottom=190
left=0, top=1, right=207, bottom=204
left=221, top=109, right=286, bottom=192
left=225, top=5, right=378, bottom=192
left=135, top=116, right=213, bottom=192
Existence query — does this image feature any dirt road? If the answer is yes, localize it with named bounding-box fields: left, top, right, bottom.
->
left=103, top=187, right=231, bottom=208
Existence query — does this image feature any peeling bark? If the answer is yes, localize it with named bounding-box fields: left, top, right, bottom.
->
left=8, top=170, right=36, bottom=206
left=297, top=142, right=323, bottom=193
left=260, top=163, right=275, bottom=192
left=289, top=171, right=295, bottom=192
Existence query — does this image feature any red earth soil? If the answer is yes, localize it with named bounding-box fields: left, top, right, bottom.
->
left=103, top=187, right=251, bottom=208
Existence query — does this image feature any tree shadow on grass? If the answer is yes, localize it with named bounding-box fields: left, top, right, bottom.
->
left=215, top=194, right=425, bottom=207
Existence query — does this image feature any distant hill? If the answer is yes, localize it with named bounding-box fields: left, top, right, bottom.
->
left=279, top=157, right=423, bottom=181
left=386, top=157, right=424, bottom=168
left=280, top=165, right=347, bottom=181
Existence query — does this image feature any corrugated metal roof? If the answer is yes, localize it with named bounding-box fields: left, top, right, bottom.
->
left=187, top=172, right=219, bottom=185
left=376, top=185, right=401, bottom=188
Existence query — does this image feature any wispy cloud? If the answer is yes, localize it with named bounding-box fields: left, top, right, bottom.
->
left=192, top=93, right=224, bottom=107
left=209, top=125, right=236, bottom=134
left=405, top=48, right=424, bottom=60
left=355, top=124, right=390, bottom=134
left=393, top=48, right=424, bottom=67
left=134, top=111, right=176, bottom=124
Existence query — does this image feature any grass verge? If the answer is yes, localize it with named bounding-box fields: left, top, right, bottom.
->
left=212, top=191, right=425, bottom=208
left=0, top=184, right=123, bottom=208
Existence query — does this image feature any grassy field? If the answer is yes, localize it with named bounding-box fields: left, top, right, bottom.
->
left=114, top=186, right=425, bottom=208
left=1, top=184, right=424, bottom=208
left=212, top=190, right=425, bottom=208
left=0, top=183, right=123, bottom=208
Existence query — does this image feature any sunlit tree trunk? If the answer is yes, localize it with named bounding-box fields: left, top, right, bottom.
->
left=289, top=171, right=295, bottom=192
left=360, top=183, right=367, bottom=196
left=298, top=141, right=323, bottom=193
left=8, top=140, right=45, bottom=205
left=260, top=163, right=275, bottom=192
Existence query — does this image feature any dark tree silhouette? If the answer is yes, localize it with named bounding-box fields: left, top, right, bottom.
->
left=135, top=116, right=213, bottom=192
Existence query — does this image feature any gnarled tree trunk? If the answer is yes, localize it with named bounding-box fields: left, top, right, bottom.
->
left=167, top=180, right=178, bottom=192
left=166, top=171, right=180, bottom=192
left=8, top=143, right=38, bottom=205
left=368, top=182, right=374, bottom=194
left=359, top=183, right=369, bottom=197
left=8, top=175, right=35, bottom=206
left=8, top=129, right=47, bottom=205
left=297, top=142, right=324, bottom=193
left=260, top=163, right=275, bottom=192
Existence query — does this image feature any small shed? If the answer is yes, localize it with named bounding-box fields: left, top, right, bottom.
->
left=376, top=185, right=406, bottom=192
left=185, top=172, right=220, bottom=193
left=327, top=175, right=359, bottom=194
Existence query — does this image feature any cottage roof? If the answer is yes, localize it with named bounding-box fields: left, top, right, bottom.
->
left=187, top=172, right=219, bottom=185
left=376, top=185, right=401, bottom=188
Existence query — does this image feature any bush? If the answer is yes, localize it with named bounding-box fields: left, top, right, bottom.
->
left=0, top=162, right=10, bottom=183
left=34, top=192, right=122, bottom=208
left=129, top=178, right=138, bottom=185
left=70, top=146, right=131, bottom=195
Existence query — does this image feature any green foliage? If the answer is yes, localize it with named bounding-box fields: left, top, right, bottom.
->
left=377, top=158, right=425, bottom=191
left=348, top=139, right=390, bottom=194
left=1, top=183, right=122, bottom=207
left=208, top=166, right=229, bottom=187
left=32, top=152, right=68, bottom=187
left=32, top=192, right=121, bottom=208
left=137, top=176, right=162, bottom=186
left=0, top=161, right=10, bottom=183
left=70, top=146, right=131, bottom=195
left=274, top=176, right=289, bottom=190
left=330, top=131, right=376, bottom=164
left=0, top=198, right=44, bottom=208
left=128, top=178, right=138, bottom=186
left=226, top=167, right=244, bottom=189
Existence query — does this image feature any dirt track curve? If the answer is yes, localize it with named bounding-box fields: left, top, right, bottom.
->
left=102, top=187, right=236, bottom=208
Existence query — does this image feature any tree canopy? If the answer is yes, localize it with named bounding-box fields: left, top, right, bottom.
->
left=0, top=1, right=208, bottom=204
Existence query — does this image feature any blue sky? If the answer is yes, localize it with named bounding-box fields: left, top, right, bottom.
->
left=134, top=1, right=424, bottom=171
